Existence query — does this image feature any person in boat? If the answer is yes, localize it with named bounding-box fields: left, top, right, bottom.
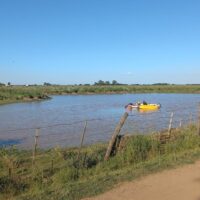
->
left=143, top=101, right=148, bottom=105
left=125, top=103, right=133, bottom=109
left=136, top=101, right=141, bottom=106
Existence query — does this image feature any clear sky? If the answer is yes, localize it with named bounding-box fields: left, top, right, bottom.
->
left=0, top=0, right=200, bottom=85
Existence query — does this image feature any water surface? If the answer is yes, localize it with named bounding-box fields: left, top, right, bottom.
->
left=0, top=94, right=199, bottom=148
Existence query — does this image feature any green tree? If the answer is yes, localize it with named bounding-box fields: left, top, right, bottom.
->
left=99, top=80, right=105, bottom=85
left=112, top=80, right=118, bottom=85
left=0, top=82, right=5, bottom=86
left=44, top=82, right=51, bottom=86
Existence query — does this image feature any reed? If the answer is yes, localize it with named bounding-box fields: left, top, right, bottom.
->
left=0, top=84, right=200, bottom=105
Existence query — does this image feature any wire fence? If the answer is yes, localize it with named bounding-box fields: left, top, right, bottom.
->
left=0, top=103, right=199, bottom=150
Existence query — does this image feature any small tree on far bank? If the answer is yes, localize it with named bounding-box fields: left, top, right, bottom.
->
left=105, top=81, right=110, bottom=85
left=44, top=82, right=52, bottom=86
left=112, top=80, right=118, bottom=85
left=0, top=82, right=5, bottom=86
left=94, top=80, right=120, bottom=85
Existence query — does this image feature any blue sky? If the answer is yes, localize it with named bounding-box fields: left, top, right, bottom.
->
left=0, top=0, right=200, bottom=85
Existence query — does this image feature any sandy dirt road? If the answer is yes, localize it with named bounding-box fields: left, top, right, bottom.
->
left=84, top=161, right=200, bottom=200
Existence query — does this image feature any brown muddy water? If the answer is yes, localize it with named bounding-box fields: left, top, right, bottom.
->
left=0, top=94, right=199, bottom=148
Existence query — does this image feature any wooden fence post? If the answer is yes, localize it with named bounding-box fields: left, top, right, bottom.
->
left=77, top=121, right=87, bottom=161
left=168, top=112, right=174, bottom=135
left=32, top=128, right=40, bottom=164
left=104, top=112, right=128, bottom=161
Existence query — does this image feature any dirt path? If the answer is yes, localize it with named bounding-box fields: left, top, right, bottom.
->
left=84, top=161, right=200, bottom=200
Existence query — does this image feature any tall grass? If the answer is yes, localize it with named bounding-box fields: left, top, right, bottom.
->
left=1, top=84, right=200, bottom=104
left=0, top=86, right=50, bottom=104
left=0, top=125, right=200, bottom=200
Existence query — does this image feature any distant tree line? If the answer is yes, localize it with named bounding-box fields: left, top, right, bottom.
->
left=152, top=83, right=170, bottom=85
left=94, top=80, right=124, bottom=85
left=43, top=82, right=60, bottom=86
left=43, top=82, right=52, bottom=86
left=0, top=82, right=10, bottom=86
left=0, top=82, right=5, bottom=86
left=1, top=81, right=198, bottom=87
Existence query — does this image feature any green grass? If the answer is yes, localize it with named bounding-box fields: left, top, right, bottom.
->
left=0, top=84, right=200, bottom=104
left=0, top=86, right=50, bottom=105
left=0, top=125, right=200, bottom=200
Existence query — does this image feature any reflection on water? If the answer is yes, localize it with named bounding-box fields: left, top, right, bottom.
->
left=0, top=94, right=199, bottom=148
left=0, top=139, right=22, bottom=146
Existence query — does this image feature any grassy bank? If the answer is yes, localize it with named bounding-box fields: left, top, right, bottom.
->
left=0, top=86, right=50, bottom=105
left=0, top=125, right=200, bottom=200
left=0, top=84, right=200, bottom=105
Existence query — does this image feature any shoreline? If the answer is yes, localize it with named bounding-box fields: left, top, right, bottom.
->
left=0, top=95, right=51, bottom=105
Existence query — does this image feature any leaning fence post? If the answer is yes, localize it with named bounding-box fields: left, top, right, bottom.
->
left=104, top=112, right=128, bottom=161
left=168, top=112, right=174, bottom=136
left=198, top=104, right=200, bottom=136
left=32, top=128, right=40, bottom=164
left=77, top=121, right=87, bottom=161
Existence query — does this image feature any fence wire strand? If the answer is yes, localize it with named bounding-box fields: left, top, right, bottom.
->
left=0, top=104, right=199, bottom=149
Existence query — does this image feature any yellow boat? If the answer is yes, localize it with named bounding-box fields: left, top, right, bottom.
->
left=138, top=104, right=161, bottom=110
